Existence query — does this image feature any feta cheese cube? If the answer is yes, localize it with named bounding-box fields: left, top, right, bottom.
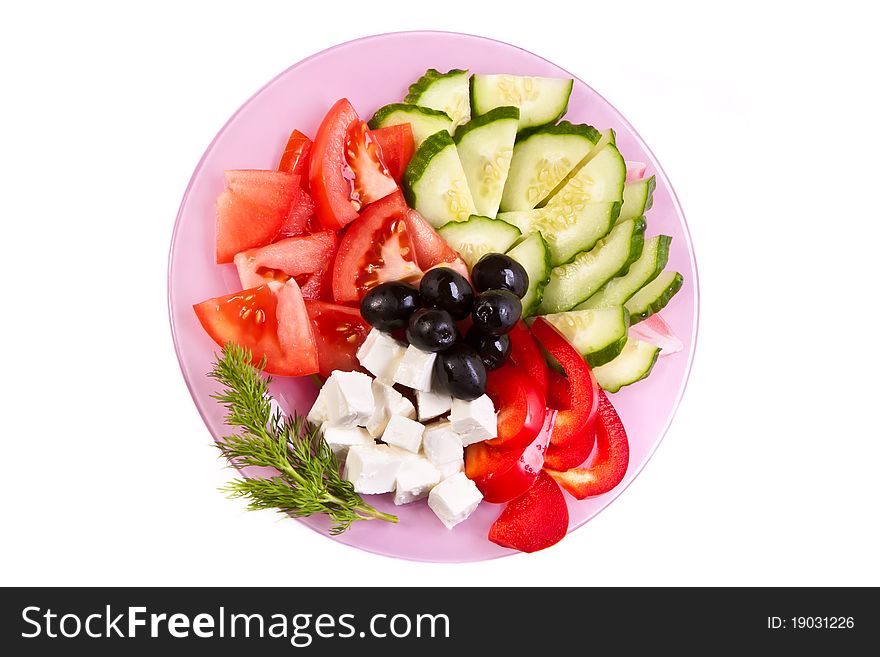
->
left=393, top=345, right=436, bottom=391
left=322, top=425, right=374, bottom=461
left=428, top=472, right=483, bottom=529
left=417, top=387, right=452, bottom=421
left=450, top=394, right=497, bottom=445
left=343, top=444, right=407, bottom=494
left=381, top=415, right=425, bottom=454
left=422, top=420, right=464, bottom=466
left=393, top=457, right=442, bottom=505
left=306, top=386, right=329, bottom=426
left=324, top=370, right=375, bottom=428
left=436, top=458, right=464, bottom=481
left=366, top=379, right=416, bottom=438
left=357, top=329, right=407, bottom=382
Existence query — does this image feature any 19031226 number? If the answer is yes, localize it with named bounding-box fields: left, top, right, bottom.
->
left=791, top=617, right=854, bottom=629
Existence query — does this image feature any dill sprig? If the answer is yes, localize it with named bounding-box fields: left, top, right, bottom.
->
left=208, top=343, right=397, bottom=534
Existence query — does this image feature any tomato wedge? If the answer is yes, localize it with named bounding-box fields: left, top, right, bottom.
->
left=530, top=318, right=599, bottom=448
left=332, top=191, right=423, bottom=304
left=371, top=123, right=415, bottom=183
left=465, top=412, right=555, bottom=503
left=485, top=365, right=546, bottom=449
left=193, top=280, right=318, bottom=376
left=278, top=129, right=312, bottom=184
left=506, top=321, right=549, bottom=397
left=309, top=99, right=397, bottom=230
left=233, top=231, right=337, bottom=293
left=488, top=470, right=569, bottom=553
left=546, top=390, right=629, bottom=499
left=278, top=188, right=316, bottom=238
left=403, top=208, right=466, bottom=271
left=305, top=300, right=371, bottom=378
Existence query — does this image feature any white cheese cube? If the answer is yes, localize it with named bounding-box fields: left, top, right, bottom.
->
left=357, top=329, right=407, bottom=382
left=393, top=457, right=442, bottom=505
left=343, top=444, right=407, bottom=494
left=366, top=379, right=416, bottom=438
left=450, top=394, right=497, bottom=446
left=422, top=420, right=464, bottom=466
left=428, top=472, right=483, bottom=529
left=417, top=387, right=453, bottom=421
left=324, top=370, right=375, bottom=428
left=381, top=415, right=425, bottom=454
left=322, top=425, right=374, bottom=461
left=436, top=458, right=464, bottom=480
left=393, top=345, right=437, bottom=391
left=306, top=386, right=329, bottom=426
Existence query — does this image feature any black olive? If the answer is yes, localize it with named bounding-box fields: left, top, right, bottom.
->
left=435, top=344, right=487, bottom=400
left=359, top=282, right=420, bottom=332
left=419, top=267, right=475, bottom=320
left=465, top=327, right=511, bottom=370
left=472, top=253, right=529, bottom=298
left=406, top=307, right=457, bottom=353
left=471, top=289, right=522, bottom=336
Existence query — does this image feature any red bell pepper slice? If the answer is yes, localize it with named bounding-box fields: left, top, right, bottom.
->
left=485, top=364, right=547, bottom=449
left=547, top=369, right=571, bottom=410
left=543, top=423, right=596, bottom=471
left=546, top=390, right=629, bottom=499
left=507, top=321, right=549, bottom=397
left=488, top=470, right=569, bottom=553
left=530, top=317, right=599, bottom=448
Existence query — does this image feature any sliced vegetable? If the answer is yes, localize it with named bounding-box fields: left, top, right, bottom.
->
left=625, top=270, right=683, bottom=324
left=346, top=119, right=398, bottom=205
left=625, top=161, right=647, bottom=182
left=485, top=365, right=547, bottom=449
left=538, top=306, right=630, bottom=367
left=619, top=175, right=656, bottom=222
left=540, top=142, right=626, bottom=210
left=500, top=121, right=600, bottom=212
left=470, top=74, right=573, bottom=130
left=193, top=281, right=318, bottom=377
left=233, top=231, right=338, bottom=291
left=332, top=192, right=423, bottom=304
left=437, top=215, right=521, bottom=269
left=537, top=217, right=646, bottom=314
left=465, top=412, right=555, bottom=503
left=592, top=339, right=660, bottom=392
left=405, top=68, right=471, bottom=127
left=305, top=300, right=371, bottom=378
left=543, top=422, right=596, bottom=474
left=538, top=128, right=616, bottom=206
left=403, top=208, right=464, bottom=271
left=629, top=313, right=683, bottom=356
left=530, top=317, right=599, bottom=448
left=403, top=130, right=477, bottom=228
left=546, top=390, right=629, bottom=499
left=278, top=129, right=312, bottom=182
left=505, top=232, right=551, bottom=316
left=368, top=103, right=453, bottom=146
left=371, top=123, right=415, bottom=184
left=278, top=187, right=316, bottom=238
left=499, top=200, right=620, bottom=266
left=506, top=320, right=549, bottom=397
left=577, top=235, right=671, bottom=310
left=453, top=106, right=519, bottom=217
left=488, top=470, right=568, bottom=553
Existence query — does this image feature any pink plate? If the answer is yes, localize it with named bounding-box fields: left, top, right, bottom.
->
left=168, top=31, right=699, bottom=562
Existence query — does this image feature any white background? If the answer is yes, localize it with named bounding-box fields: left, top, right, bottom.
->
left=2, top=0, right=878, bottom=587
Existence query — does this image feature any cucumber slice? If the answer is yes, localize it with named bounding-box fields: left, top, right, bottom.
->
left=454, top=106, right=519, bottom=218
left=536, top=217, right=646, bottom=314
left=505, top=232, right=551, bottom=316
left=592, top=339, right=660, bottom=393
left=368, top=103, right=453, bottom=146
left=500, top=122, right=601, bottom=212
left=470, top=74, right=573, bottom=129
left=576, top=235, right=671, bottom=309
left=538, top=128, right=616, bottom=206
left=541, top=143, right=626, bottom=212
left=405, top=69, right=471, bottom=128
left=437, top=215, right=521, bottom=270
left=625, top=270, right=684, bottom=324
left=498, top=201, right=620, bottom=267
left=403, top=131, right=477, bottom=228
left=619, top=176, right=656, bottom=222
left=540, top=307, right=630, bottom=367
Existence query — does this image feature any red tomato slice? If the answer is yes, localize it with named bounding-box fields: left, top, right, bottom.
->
left=309, top=99, right=397, bottom=230
left=403, top=208, right=465, bottom=271
left=278, top=129, right=312, bottom=186
left=371, top=123, right=415, bottom=183
left=278, top=187, right=316, bottom=238
left=233, top=231, right=337, bottom=293
left=465, top=412, right=555, bottom=504
left=215, top=190, right=284, bottom=264
left=193, top=281, right=318, bottom=376
left=484, top=365, right=547, bottom=449
left=225, top=170, right=299, bottom=208
left=332, top=191, right=423, bottom=304
left=305, top=300, right=371, bottom=378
